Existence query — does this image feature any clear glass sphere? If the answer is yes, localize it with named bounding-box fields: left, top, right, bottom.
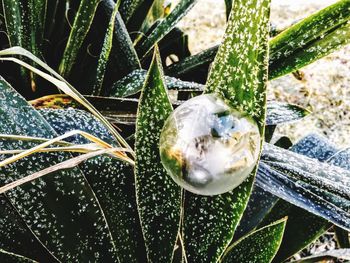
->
left=159, top=94, right=261, bottom=196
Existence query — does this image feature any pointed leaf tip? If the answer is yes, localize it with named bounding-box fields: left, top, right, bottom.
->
left=135, top=47, right=182, bottom=263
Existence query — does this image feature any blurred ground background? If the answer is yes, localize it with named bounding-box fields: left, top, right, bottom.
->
left=178, top=0, right=350, bottom=147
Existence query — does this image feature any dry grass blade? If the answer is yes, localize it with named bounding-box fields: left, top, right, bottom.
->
left=0, top=148, right=121, bottom=194
left=0, top=130, right=134, bottom=168
left=0, top=143, right=104, bottom=154
left=0, top=49, right=134, bottom=156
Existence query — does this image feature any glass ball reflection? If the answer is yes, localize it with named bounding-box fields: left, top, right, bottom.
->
left=159, top=94, right=261, bottom=196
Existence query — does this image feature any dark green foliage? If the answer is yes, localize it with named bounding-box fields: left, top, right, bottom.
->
left=0, top=0, right=349, bottom=262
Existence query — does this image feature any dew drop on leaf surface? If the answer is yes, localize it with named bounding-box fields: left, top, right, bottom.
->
left=159, top=94, right=261, bottom=195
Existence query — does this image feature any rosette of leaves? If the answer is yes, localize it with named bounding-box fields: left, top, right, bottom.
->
left=0, top=0, right=349, bottom=262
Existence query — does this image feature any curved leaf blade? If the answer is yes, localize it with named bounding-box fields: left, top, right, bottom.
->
left=221, top=218, right=287, bottom=263
left=261, top=200, right=331, bottom=263
left=98, top=0, right=141, bottom=87
left=183, top=0, right=271, bottom=262
left=269, top=0, right=350, bottom=79
left=110, top=69, right=204, bottom=97
left=39, top=108, right=147, bottom=263
left=0, top=249, right=38, bottom=263
left=266, top=102, right=310, bottom=126
left=135, top=0, right=198, bottom=58
left=92, top=1, right=120, bottom=96
left=167, top=1, right=350, bottom=81
left=134, top=48, right=182, bottom=262
left=59, top=0, right=101, bottom=78
left=256, top=161, right=350, bottom=231
left=0, top=195, right=58, bottom=262
left=261, top=134, right=337, bottom=263
left=0, top=76, right=118, bottom=261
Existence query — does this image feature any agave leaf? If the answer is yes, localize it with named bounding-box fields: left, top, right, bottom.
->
left=134, top=48, right=181, bottom=262
left=183, top=0, right=271, bottom=262
left=260, top=134, right=337, bottom=263
left=39, top=108, right=147, bottom=263
left=119, top=0, right=149, bottom=25
left=256, top=161, right=350, bottom=231
left=92, top=1, right=120, bottom=96
left=167, top=1, right=350, bottom=81
left=263, top=144, right=350, bottom=200
left=266, top=102, right=310, bottom=125
left=98, top=0, right=141, bottom=87
left=233, top=136, right=292, bottom=241
left=233, top=186, right=279, bottom=240
left=289, top=249, right=350, bottom=263
left=27, top=0, right=46, bottom=58
left=0, top=195, right=58, bottom=262
left=221, top=218, right=287, bottom=263
left=269, top=0, right=350, bottom=79
left=165, top=46, right=217, bottom=77
left=261, top=201, right=331, bottom=263
left=0, top=48, right=133, bottom=156
left=59, top=0, right=101, bottom=78
left=0, top=249, right=38, bottom=263
left=110, top=69, right=204, bottom=97
left=335, top=226, right=350, bottom=248
left=135, top=0, right=198, bottom=58
left=0, top=76, right=119, bottom=261
left=327, top=148, right=350, bottom=248
left=224, top=0, right=233, bottom=20
left=125, top=0, right=155, bottom=34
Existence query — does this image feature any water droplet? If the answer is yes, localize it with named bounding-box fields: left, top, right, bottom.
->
left=159, top=94, right=261, bottom=195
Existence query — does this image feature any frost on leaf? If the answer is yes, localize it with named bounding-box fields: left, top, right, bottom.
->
left=134, top=49, right=181, bottom=263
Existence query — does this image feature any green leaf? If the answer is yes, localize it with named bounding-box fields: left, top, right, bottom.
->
left=59, top=0, right=101, bottom=78
left=0, top=249, right=38, bottom=263
left=92, top=1, right=120, bottom=95
left=119, top=0, right=147, bottom=24
left=110, top=69, right=204, bottom=97
left=266, top=102, right=310, bottom=125
left=0, top=195, right=58, bottom=262
left=335, top=226, right=350, bottom=248
left=224, top=0, right=233, bottom=19
left=269, top=0, right=350, bottom=79
left=183, top=0, right=271, bottom=262
left=205, top=1, right=269, bottom=127
left=27, top=0, right=46, bottom=58
left=167, top=1, right=350, bottom=81
left=135, top=0, right=198, bottom=58
left=98, top=0, right=141, bottom=86
left=124, top=0, right=155, bottom=33
left=134, top=48, right=182, bottom=262
left=260, top=200, right=331, bottom=263
left=165, top=46, right=217, bottom=77
left=221, top=218, right=287, bottom=263
left=263, top=145, right=350, bottom=202
left=0, top=76, right=118, bottom=261
left=39, top=107, right=147, bottom=263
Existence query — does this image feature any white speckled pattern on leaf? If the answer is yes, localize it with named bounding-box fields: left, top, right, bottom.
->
left=0, top=77, right=119, bottom=262
left=134, top=48, right=182, bottom=263
left=183, top=0, right=270, bottom=262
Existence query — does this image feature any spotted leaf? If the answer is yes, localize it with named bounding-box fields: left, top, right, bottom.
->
left=0, top=249, right=38, bottom=263
left=0, top=76, right=118, bottom=261
left=221, top=218, right=287, bottom=263
left=183, top=1, right=271, bottom=262
left=134, top=48, right=182, bottom=263
left=39, top=107, right=147, bottom=263
left=135, top=0, right=199, bottom=58
left=59, top=0, right=101, bottom=78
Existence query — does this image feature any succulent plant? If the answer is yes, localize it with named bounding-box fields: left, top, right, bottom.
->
left=0, top=0, right=349, bottom=262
